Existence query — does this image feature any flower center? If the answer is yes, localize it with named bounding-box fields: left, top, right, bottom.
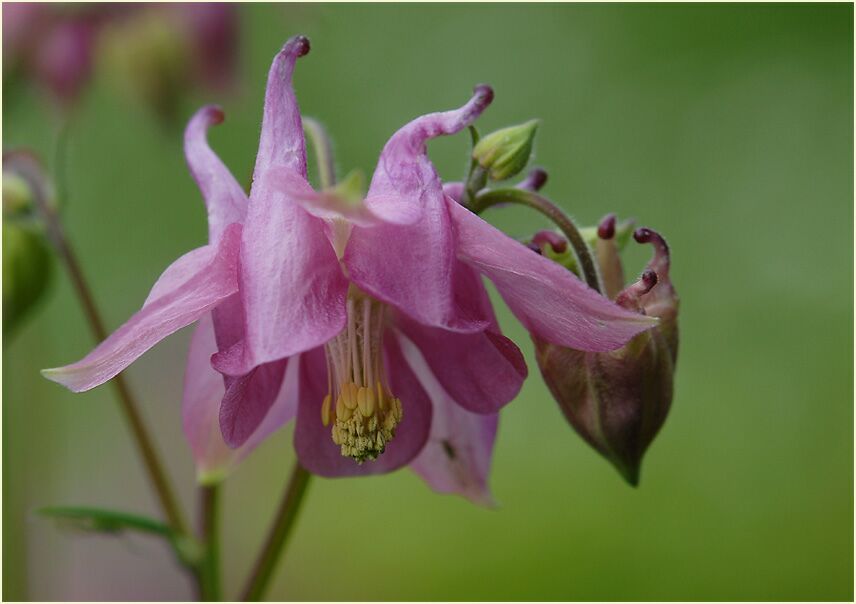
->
left=321, top=291, right=403, bottom=463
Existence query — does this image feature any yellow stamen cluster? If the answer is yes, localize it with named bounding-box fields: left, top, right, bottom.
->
left=321, top=381, right=403, bottom=463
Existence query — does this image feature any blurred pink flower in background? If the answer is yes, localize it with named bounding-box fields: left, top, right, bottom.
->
left=2, top=3, right=239, bottom=119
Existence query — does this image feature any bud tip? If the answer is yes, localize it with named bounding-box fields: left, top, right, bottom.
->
left=598, top=214, right=617, bottom=240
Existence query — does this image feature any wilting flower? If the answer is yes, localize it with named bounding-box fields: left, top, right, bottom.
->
left=531, top=215, right=679, bottom=486
left=43, top=36, right=655, bottom=502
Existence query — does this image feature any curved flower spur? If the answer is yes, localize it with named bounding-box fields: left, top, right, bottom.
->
left=43, top=36, right=656, bottom=502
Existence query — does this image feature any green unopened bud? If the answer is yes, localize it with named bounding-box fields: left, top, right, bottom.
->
left=3, top=222, right=53, bottom=335
left=472, top=119, right=539, bottom=181
left=3, top=173, right=34, bottom=218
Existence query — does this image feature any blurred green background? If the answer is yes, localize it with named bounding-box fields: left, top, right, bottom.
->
left=3, top=3, right=853, bottom=601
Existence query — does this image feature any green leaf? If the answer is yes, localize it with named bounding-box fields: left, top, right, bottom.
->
left=37, top=506, right=174, bottom=538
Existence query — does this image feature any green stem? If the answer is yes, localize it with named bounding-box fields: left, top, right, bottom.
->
left=240, top=463, right=311, bottom=601
left=471, top=188, right=603, bottom=293
left=198, top=484, right=222, bottom=601
left=25, top=136, right=189, bottom=535
left=303, top=117, right=336, bottom=188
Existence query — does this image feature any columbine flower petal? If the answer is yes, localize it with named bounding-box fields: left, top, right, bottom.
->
left=400, top=333, right=498, bottom=506
left=343, top=86, right=494, bottom=333
left=42, top=223, right=242, bottom=392
left=212, top=38, right=349, bottom=376
left=184, top=105, right=247, bottom=242
left=263, top=167, right=420, bottom=228
left=184, top=314, right=299, bottom=482
left=251, top=35, right=310, bottom=184
left=446, top=198, right=657, bottom=352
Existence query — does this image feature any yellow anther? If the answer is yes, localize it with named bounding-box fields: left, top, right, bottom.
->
left=342, top=384, right=357, bottom=409
left=365, top=387, right=376, bottom=415
left=336, top=396, right=352, bottom=421
left=321, top=394, right=332, bottom=427
left=349, top=382, right=359, bottom=404
left=331, top=425, right=341, bottom=445
left=356, top=387, right=369, bottom=417
left=376, top=381, right=385, bottom=410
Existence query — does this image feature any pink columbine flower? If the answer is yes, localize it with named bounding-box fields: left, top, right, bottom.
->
left=44, top=36, right=655, bottom=502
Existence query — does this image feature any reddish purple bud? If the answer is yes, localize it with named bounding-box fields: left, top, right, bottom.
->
left=532, top=230, right=567, bottom=254
left=533, top=220, right=678, bottom=486
left=516, top=167, right=548, bottom=192
left=597, top=213, right=616, bottom=240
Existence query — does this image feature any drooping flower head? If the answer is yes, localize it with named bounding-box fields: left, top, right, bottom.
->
left=43, top=36, right=656, bottom=502
left=531, top=214, right=679, bottom=485
left=208, top=37, right=656, bottom=499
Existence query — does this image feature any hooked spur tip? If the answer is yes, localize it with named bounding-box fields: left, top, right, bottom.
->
left=201, top=105, right=225, bottom=125
left=473, top=83, right=495, bottom=106
left=285, top=35, right=310, bottom=57
left=634, top=227, right=653, bottom=244
left=640, top=268, right=658, bottom=294
left=527, top=168, right=548, bottom=191
left=597, top=213, right=617, bottom=240
left=532, top=230, right=568, bottom=254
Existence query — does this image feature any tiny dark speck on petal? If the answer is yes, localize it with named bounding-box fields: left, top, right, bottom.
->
left=442, top=440, right=456, bottom=459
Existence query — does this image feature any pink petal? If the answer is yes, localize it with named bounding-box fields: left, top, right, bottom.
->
left=211, top=181, right=348, bottom=376
left=251, top=35, right=310, bottom=185
left=395, top=319, right=526, bottom=415
left=184, top=105, right=247, bottom=242
left=343, top=86, right=494, bottom=332
left=183, top=314, right=235, bottom=479
left=400, top=334, right=498, bottom=506
left=183, top=314, right=298, bottom=482
left=392, top=262, right=527, bottom=414
left=262, top=167, right=420, bottom=228
left=218, top=358, right=289, bottom=449
left=442, top=182, right=464, bottom=202
left=42, top=224, right=242, bottom=392
left=293, top=336, right=432, bottom=478
left=447, top=199, right=657, bottom=352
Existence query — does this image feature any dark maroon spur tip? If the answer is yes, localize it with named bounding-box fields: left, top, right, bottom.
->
left=598, top=214, right=617, bottom=240
left=517, top=167, right=548, bottom=192
left=532, top=230, right=568, bottom=254
left=640, top=268, right=658, bottom=293
left=615, top=268, right=658, bottom=311
left=634, top=226, right=671, bottom=274
left=473, top=84, right=495, bottom=106
left=526, top=242, right=543, bottom=255
left=285, top=35, right=310, bottom=57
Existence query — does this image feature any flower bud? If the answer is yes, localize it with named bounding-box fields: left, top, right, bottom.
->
left=3, top=222, right=53, bottom=335
left=472, top=119, right=539, bottom=181
left=532, top=216, right=679, bottom=486
left=3, top=151, right=56, bottom=335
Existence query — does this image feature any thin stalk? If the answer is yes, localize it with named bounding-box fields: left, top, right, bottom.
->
left=23, top=144, right=189, bottom=535
left=198, top=484, right=222, bottom=601
left=471, top=188, right=603, bottom=293
left=240, top=463, right=311, bottom=601
left=303, top=117, right=336, bottom=189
